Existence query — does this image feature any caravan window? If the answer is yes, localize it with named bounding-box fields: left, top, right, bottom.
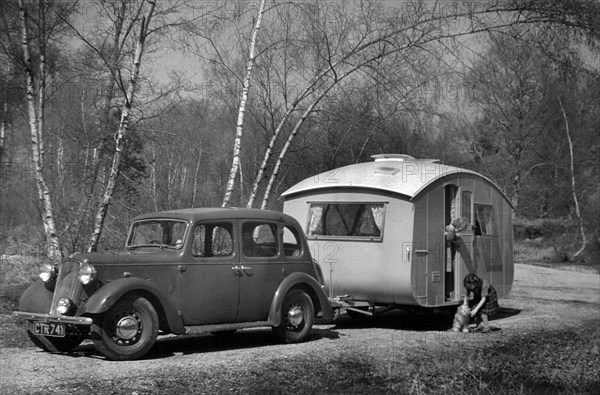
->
left=307, top=203, right=385, bottom=240
left=474, top=204, right=495, bottom=236
left=461, top=191, right=472, bottom=227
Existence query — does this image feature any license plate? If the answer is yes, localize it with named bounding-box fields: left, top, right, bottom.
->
left=33, top=322, right=66, bottom=337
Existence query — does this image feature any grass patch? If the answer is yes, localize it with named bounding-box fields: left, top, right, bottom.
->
left=40, top=322, right=600, bottom=394
left=0, top=255, right=40, bottom=314
left=513, top=217, right=600, bottom=265
left=397, top=323, right=600, bottom=394
left=0, top=255, right=41, bottom=348
left=0, top=255, right=40, bottom=288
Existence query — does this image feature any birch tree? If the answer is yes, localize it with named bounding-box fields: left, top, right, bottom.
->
left=190, top=1, right=599, bottom=209
left=221, top=0, right=266, bottom=207
left=59, top=0, right=151, bottom=251
left=88, top=0, right=156, bottom=252
left=53, top=0, right=204, bottom=251
left=16, top=0, right=75, bottom=260
left=558, top=99, right=589, bottom=259
left=247, top=1, right=499, bottom=208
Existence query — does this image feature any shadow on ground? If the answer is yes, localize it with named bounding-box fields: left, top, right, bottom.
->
left=332, top=306, right=521, bottom=331
left=51, top=325, right=341, bottom=361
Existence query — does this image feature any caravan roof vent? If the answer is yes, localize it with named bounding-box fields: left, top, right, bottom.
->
left=371, top=154, right=416, bottom=162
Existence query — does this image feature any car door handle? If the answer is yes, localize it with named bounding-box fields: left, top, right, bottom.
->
left=231, top=265, right=252, bottom=275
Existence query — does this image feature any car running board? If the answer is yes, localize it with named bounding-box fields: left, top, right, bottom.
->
left=185, top=321, right=273, bottom=335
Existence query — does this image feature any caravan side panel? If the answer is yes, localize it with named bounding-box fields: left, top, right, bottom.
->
left=283, top=189, right=417, bottom=305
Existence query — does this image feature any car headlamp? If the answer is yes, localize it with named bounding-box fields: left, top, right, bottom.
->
left=39, top=262, right=56, bottom=282
left=56, top=297, right=72, bottom=315
left=78, top=261, right=97, bottom=285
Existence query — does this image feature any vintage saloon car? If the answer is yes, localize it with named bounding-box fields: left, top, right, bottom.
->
left=14, top=208, right=332, bottom=360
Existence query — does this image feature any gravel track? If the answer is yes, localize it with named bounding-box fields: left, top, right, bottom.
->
left=1, top=263, right=598, bottom=394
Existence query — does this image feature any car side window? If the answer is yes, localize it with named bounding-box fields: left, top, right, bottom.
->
left=192, top=223, right=233, bottom=257
left=242, top=222, right=278, bottom=258
left=283, top=226, right=302, bottom=257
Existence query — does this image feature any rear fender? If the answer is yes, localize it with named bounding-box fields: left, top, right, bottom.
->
left=82, top=277, right=185, bottom=334
left=268, top=272, right=333, bottom=325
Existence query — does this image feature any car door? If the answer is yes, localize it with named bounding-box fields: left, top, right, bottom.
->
left=179, top=220, right=240, bottom=325
left=235, top=220, right=284, bottom=322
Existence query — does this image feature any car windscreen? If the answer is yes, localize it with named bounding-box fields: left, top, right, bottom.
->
left=127, top=219, right=188, bottom=249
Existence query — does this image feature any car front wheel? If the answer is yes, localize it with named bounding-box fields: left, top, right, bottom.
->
left=272, top=289, right=314, bottom=344
left=91, top=295, right=158, bottom=361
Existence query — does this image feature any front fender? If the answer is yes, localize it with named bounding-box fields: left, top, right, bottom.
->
left=17, top=279, right=54, bottom=314
left=82, top=277, right=185, bottom=334
left=268, top=272, right=333, bottom=325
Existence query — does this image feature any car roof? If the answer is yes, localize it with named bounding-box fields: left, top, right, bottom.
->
left=132, top=207, right=293, bottom=224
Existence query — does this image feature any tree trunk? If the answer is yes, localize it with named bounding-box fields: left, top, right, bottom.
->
left=0, top=102, right=6, bottom=161
left=18, top=0, right=61, bottom=261
left=191, top=148, right=202, bottom=207
left=65, top=0, right=133, bottom=252
left=260, top=82, right=338, bottom=209
left=222, top=0, right=266, bottom=208
left=151, top=143, right=158, bottom=211
left=87, top=0, right=155, bottom=252
left=246, top=103, right=299, bottom=208
left=559, top=99, right=588, bottom=259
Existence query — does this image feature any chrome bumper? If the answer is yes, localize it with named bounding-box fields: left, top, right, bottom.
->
left=13, top=311, right=93, bottom=326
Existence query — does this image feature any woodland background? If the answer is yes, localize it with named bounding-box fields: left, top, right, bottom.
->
left=0, top=0, right=599, bottom=263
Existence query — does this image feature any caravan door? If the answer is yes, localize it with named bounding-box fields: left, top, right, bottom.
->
left=456, top=189, right=475, bottom=300
left=444, top=186, right=475, bottom=302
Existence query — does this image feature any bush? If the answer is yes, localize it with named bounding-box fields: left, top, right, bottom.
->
left=0, top=255, right=40, bottom=288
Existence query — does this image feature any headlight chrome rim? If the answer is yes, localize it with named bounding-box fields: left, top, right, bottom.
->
left=39, top=262, right=56, bottom=283
left=78, top=261, right=97, bottom=285
left=56, top=297, right=72, bottom=315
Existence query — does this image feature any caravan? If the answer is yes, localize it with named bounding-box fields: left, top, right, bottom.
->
left=282, top=154, right=514, bottom=314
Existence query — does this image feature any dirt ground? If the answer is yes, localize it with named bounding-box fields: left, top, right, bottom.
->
left=0, top=263, right=598, bottom=394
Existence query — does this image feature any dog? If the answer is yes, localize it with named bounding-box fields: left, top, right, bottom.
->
left=451, top=301, right=471, bottom=333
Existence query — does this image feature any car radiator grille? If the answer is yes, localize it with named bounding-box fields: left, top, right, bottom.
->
left=49, top=260, right=83, bottom=315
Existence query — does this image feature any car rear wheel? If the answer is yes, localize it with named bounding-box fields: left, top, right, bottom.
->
left=272, top=289, right=314, bottom=344
left=26, top=331, right=83, bottom=352
left=91, top=296, right=158, bottom=361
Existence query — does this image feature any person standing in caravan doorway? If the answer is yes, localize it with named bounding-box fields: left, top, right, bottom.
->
left=463, top=273, right=500, bottom=333
left=445, top=217, right=468, bottom=300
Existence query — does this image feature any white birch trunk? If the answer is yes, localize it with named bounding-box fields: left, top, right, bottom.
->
left=191, top=148, right=202, bottom=207
left=559, top=99, right=588, bottom=259
left=0, top=102, right=6, bottom=160
left=67, top=1, right=132, bottom=251
left=258, top=61, right=368, bottom=209
left=18, top=0, right=61, bottom=261
left=221, top=0, right=266, bottom=208
left=246, top=104, right=298, bottom=208
left=180, top=163, right=187, bottom=207
left=88, top=0, right=155, bottom=252
left=151, top=143, right=158, bottom=211
left=260, top=80, right=341, bottom=210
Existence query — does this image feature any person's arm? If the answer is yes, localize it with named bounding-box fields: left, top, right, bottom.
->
left=471, top=297, right=486, bottom=317
left=471, top=282, right=490, bottom=316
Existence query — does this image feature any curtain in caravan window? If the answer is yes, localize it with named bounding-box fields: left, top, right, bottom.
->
left=370, top=205, right=384, bottom=231
left=475, top=204, right=495, bottom=236
left=307, top=205, right=324, bottom=235
left=307, top=203, right=385, bottom=239
left=461, top=191, right=472, bottom=226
